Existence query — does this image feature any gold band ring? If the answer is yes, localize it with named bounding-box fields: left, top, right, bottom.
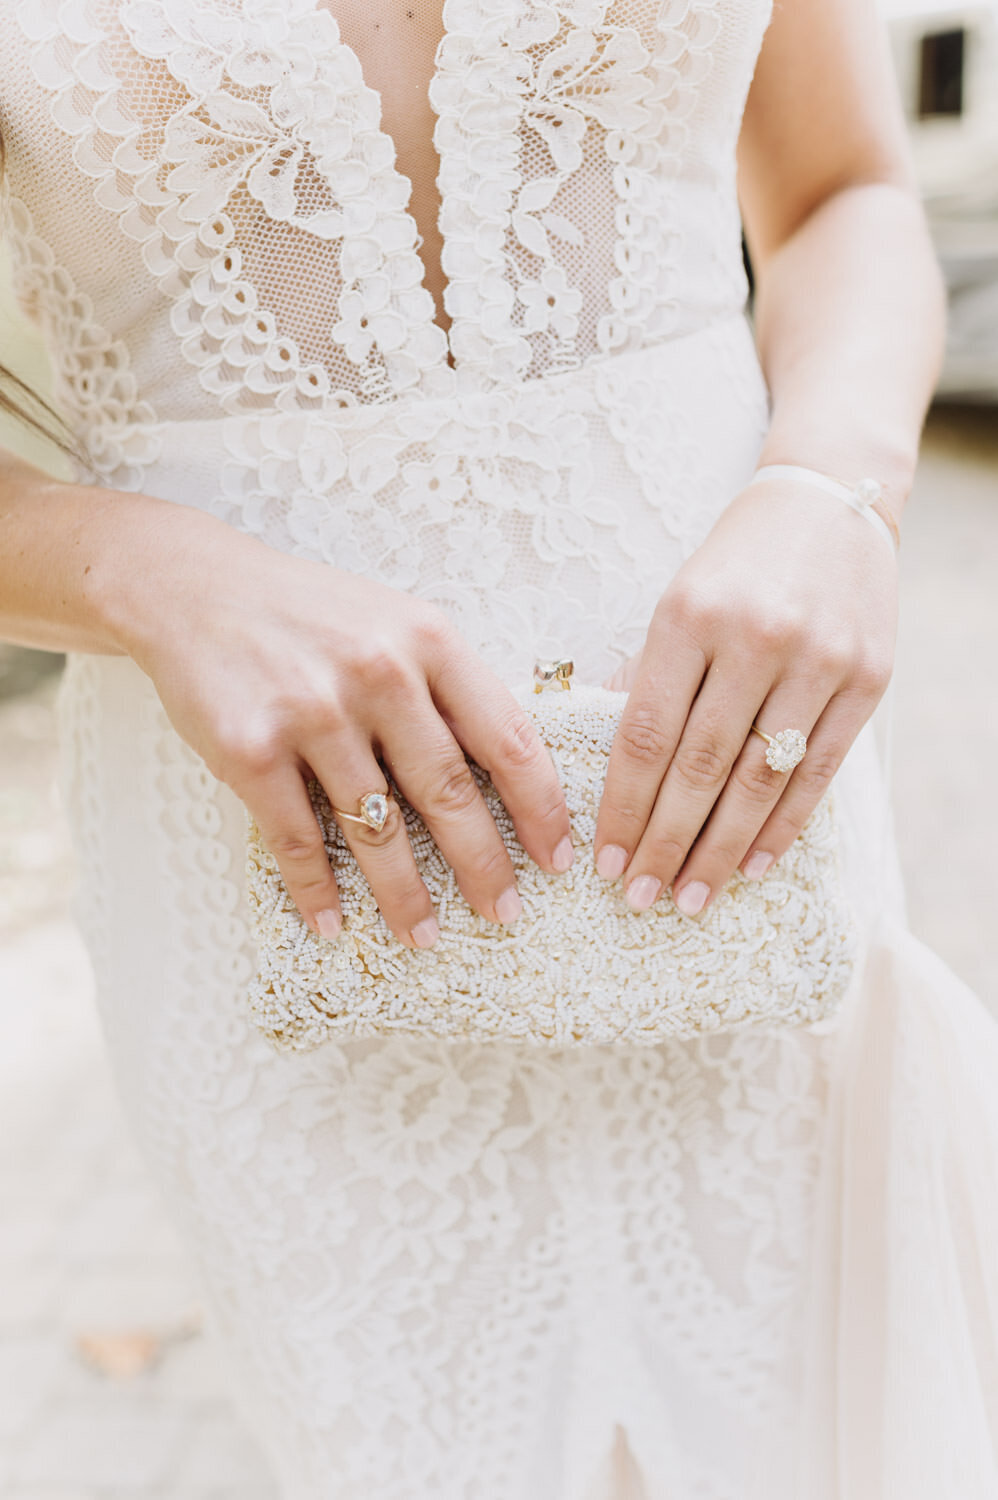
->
left=331, top=789, right=393, bottom=833
left=750, top=724, right=807, bottom=774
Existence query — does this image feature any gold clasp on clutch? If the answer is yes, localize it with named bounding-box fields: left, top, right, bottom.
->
left=533, top=658, right=574, bottom=693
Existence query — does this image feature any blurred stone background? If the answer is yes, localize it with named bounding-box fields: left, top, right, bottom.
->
left=2, top=9, right=998, bottom=1495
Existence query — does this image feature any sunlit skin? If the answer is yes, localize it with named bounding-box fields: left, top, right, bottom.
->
left=0, top=0, right=944, bottom=940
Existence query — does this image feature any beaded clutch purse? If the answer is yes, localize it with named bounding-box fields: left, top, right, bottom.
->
left=245, top=671, right=858, bottom=1052
left=245, top=676, right=858, bottom=1051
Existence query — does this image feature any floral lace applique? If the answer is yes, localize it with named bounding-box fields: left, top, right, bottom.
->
left=18, top=0, right=762, bottom=412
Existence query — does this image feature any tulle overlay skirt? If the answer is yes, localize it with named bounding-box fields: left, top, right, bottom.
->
left=57, top=320, right=998, bottom=1499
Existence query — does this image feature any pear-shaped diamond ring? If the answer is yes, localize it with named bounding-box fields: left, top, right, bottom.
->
left=332, top=789, right=393, bottom=833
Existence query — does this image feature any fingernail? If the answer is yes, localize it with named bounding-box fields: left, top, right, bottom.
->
left=744, top=851, right=774, bottom=881
left=411, top=915, right=440, bottom=949
left=552, top=836, right=574, bottom=873
left=495, top=885, right=523, bottom=924
left=597, top=844, right=629, bottom=880
left=675, top=881, right=710, bottom=917
left=626, top=874, right=661, bottom=912
left=316, top=908, right=341, bottom=941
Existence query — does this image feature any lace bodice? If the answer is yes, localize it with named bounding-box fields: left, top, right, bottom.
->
left=0, top=0, right=767, bottom=426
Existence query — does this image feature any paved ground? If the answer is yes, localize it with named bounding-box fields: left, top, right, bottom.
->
left=0, top=403, right=996, bottom=1498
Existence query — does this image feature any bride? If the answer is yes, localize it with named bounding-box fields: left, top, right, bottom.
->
left=1, top=0, right=996, bottom=1494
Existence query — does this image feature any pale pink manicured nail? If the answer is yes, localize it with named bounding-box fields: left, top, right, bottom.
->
left=495, top=886, right=523, bottom=924
left=597, top=844, right=629, bottom=880
left=411, top=916, right=441, bottom=949
left=316, top=908, right=341, bottom=941
left=744, top=851, right=774, bottom=881
left=626, top=874, right=661, bottom=912
left=675, top=881, right=710, bottom=917
left=552, top=836, right=574, bottom=873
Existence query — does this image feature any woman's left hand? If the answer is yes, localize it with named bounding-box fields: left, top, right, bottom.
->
left=594, top=475, right=898, bottom=914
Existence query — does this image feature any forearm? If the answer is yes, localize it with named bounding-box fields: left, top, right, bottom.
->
left=751, top=181, right=946, bottom=525
left=0, top=448, right=233, bottom=656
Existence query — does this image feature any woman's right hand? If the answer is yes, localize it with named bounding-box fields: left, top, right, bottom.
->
left=122, top=510, right=574, bottom=948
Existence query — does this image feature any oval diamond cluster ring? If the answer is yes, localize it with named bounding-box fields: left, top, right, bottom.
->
left=750, top=724, right=808, bottom=774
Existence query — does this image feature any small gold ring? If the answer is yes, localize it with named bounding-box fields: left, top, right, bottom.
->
left=331, top=789, right=393, bottom=832
left=750, top=724, right=807, bottom=774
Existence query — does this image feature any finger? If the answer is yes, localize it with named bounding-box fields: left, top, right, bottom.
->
left=613, top=654, right=767, bottom=910
left=383, top=696, right=525, bottom=925
left=594, top=623, right=709, bottom=882
left=249, top=769, right=344, bottom=940
left=737, top=686, right=878, bottom=877
left=428, top=647, right=573, bottom=875
left=669, top=680, right=829, bottom=912
left=315, top=747, right=439, bottom=949
left=602, top=648, right=643, bottom=693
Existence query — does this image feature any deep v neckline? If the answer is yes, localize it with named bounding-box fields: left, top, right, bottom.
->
left=313, top=0, right=456, bottom=364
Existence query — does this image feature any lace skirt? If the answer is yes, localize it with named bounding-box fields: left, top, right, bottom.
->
left=58, top=320, right=998, bottom=1499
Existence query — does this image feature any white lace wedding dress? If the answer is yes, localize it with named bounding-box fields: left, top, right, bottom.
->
left=3, top=3, right=998, bottom=1496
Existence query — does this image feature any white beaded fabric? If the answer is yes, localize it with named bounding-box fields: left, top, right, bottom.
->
left=247, top=685, right=856, bottom=1050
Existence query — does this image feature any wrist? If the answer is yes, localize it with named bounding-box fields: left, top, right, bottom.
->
left=759, top=397, right=918, bottom=498
left=748, top=463, right=900, bottom=554
left=755, top=432, right=913, bottom=533
left=85, top=490, right=238, bottom=663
